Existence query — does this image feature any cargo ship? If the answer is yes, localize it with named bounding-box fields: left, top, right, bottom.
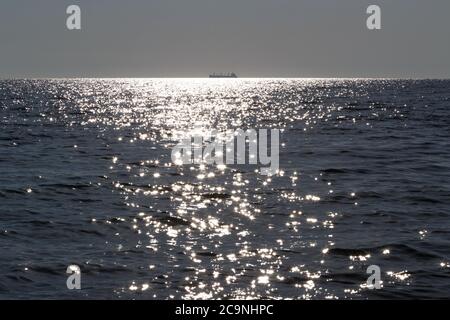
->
left=209, top=72, right=238, bottom=78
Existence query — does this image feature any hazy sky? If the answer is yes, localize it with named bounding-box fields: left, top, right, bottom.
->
left=1, top=0, right=449, bottom=78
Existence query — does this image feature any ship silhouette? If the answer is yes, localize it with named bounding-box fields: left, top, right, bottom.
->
left=209, top=72, right=238, bottom=78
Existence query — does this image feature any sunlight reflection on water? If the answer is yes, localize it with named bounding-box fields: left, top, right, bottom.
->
left=1, top=79, right=450, bottom=299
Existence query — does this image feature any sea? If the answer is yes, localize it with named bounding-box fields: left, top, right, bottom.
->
left=1, top=78, right=449, bottom=299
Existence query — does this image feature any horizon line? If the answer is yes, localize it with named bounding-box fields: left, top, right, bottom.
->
left=1, top=76, right=450, bottom=81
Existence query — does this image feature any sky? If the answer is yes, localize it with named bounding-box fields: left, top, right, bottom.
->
left=0, top=0, right=449, bottom=78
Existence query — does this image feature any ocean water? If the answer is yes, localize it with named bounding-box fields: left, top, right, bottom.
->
left=1, top=79, right=450, bottom=299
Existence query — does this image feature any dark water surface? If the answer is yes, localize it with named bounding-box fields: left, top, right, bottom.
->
left=1, top=79, right=450, bottom=299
